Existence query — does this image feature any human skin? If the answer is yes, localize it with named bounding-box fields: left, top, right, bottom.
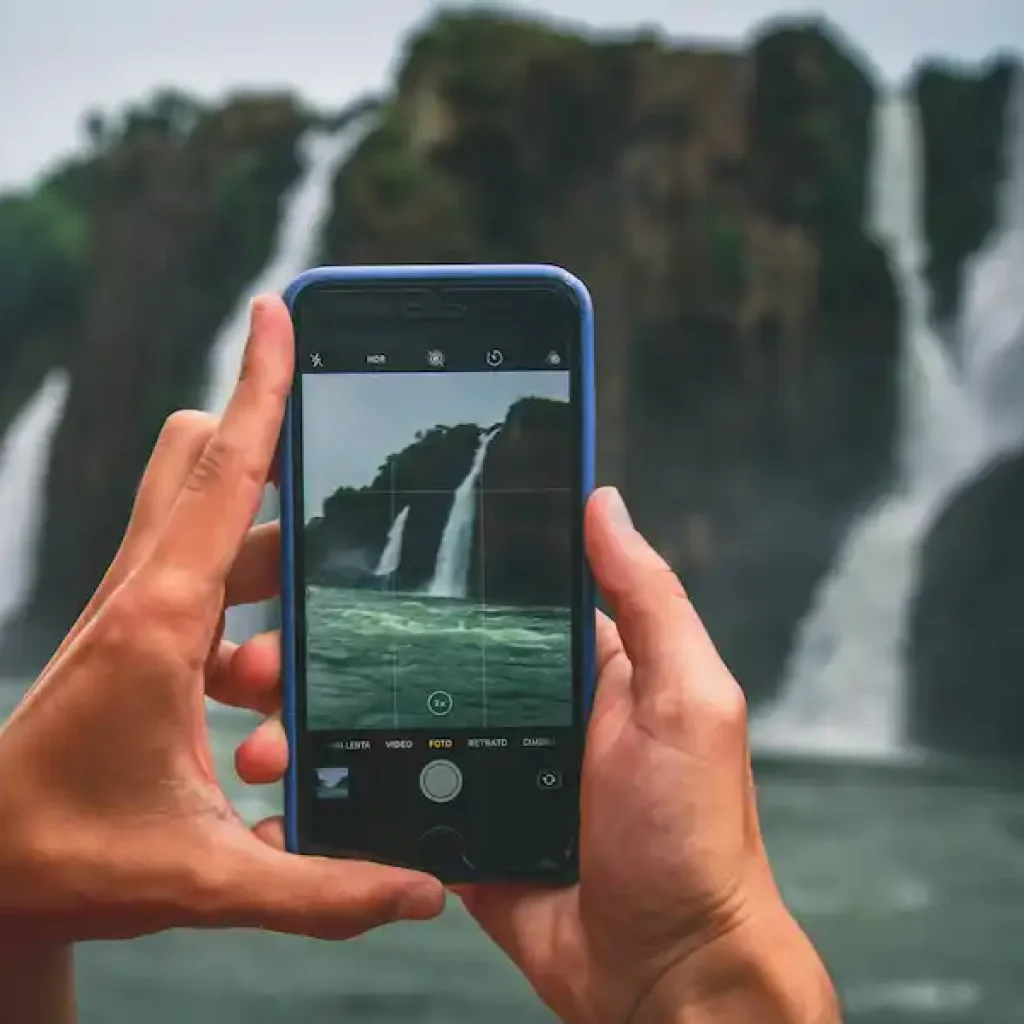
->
left=0, top=297, right=444, bottom=1022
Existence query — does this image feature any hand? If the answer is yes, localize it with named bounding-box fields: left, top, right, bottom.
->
left=457, top=489, right=838, bottom=1024
left=0, top=295, right=444, bottom=946
left=231, top=485, right=838, bottom=1022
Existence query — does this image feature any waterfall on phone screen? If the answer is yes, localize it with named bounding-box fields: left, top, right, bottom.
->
left=427, top=427, right=500, bottom=599
left=374, top=505, right=411, bottom=578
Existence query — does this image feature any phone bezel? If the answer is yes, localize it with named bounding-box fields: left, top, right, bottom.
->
left=279, top=264, right=596, bottom=879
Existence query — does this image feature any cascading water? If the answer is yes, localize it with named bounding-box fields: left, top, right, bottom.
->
left=751, top=90, right=996, bottom=759
left=374, top=505, right=410, bottom=578
left=201, top=118, right=373, bottom=642
left=960, top=68, right=1024, bottom=450
left=427, top=428, right=500, bottom=599
left=0, top=371, right=70, bottom=638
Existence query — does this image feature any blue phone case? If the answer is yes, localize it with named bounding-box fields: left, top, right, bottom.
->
left=280, top=263, right=596, bottom=856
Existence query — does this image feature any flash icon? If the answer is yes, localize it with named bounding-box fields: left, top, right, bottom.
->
left=311, top=352, right=323, bottom=368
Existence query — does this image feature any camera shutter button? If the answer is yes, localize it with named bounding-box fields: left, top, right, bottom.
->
left=419, top=759, right=463, bottom=803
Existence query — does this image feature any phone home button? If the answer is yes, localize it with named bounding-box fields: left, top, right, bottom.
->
left=419, top=759, right=463, bottom=803
left=416, top=826, right=469, bottom=875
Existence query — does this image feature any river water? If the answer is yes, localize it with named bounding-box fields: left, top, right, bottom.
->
left=4, top=683, right=1024, bottom=1023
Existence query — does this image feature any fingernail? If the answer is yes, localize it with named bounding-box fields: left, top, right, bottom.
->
left=249, top=296, right=266, bottom=329
left=395, top=882, right=445, bottom=921
left=604, top=487, right=634, bottom=534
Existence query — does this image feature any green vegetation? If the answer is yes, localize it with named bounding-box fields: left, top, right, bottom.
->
left=702, top=202, right=747, bottom=298
left=322, top=10, right=647, bottom=260
left=0, top=165, right=92, bottom=433
left=0, top=185, right=86, bottom=345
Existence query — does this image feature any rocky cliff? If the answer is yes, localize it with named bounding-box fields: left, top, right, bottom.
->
left=913, top=57, right=1019, bottom=325
left=306, top=397, right=571, bottom=605
left=908, top=450, right=1024, bottom=757
left=306, top=421, right=482, bottom=592
left=475, top=397, right=573, bottom=607
left=315, top=12, right=900, bottom=702
left=0, top=91, right=314, bottom=667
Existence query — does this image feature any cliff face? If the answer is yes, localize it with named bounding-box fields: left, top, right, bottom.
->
left=316, top=12, right=899, bottom=702
left=307, top=398, right=570, bottom=605
left=474, top=397, right=573, bottom=607
left=0, top=92, right=310, bottom=667
left=306, top=422, right=482, bottom=592
left=913, top=57, right=1019, bottom=325
left=908, top=451, right=1024, bottom=757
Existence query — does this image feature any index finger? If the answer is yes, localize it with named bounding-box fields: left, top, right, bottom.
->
left=151, top=295, right=294, bottom=585
left=585, top=488, right=735, bottom=710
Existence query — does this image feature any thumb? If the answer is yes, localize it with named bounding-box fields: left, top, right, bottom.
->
left=585, top=487, right=729, bottom=691
left=206, top=829, right=445, bottom=939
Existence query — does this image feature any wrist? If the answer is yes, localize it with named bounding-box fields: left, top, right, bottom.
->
left=0, top=940, right=76, bottom=1024
left=628, top=906, right=839, bottom=1024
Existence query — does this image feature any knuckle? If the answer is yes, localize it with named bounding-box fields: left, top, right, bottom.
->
left=97, top=569, right=217, bottom=667
left=161, top=408, right=217, bottom=447
left=712, top=679, right=749, bottom=730
left=645, top=686, right=690, bottom=734
left=653, top=563, right=691, bottom=609
left=91, top=593, right=151, bottom=661
left=186, top=433, right=264, bottom=495
left=697, top=677, right=749, bottom=751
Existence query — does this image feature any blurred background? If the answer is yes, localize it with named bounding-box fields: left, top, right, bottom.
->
left=2, top=0, right=1024, bottom=1021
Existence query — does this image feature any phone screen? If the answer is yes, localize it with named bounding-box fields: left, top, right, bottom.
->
left=287, top=277, right=587, bottom=882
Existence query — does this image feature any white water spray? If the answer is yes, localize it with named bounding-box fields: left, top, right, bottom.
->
left=961, top=69, right=1024, bottom=449
left=201, top=124, right=368, bottom=413
left=427, top=428, right=499, bottom=599
left=374, top=505, right=410, bottom=577
left=0, top=371, right=70, bottom=638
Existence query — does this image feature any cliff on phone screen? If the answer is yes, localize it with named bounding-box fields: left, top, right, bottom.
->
left=302, top=369, right=573, bottom=731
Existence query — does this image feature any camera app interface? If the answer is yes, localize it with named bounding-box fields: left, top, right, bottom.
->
left=293, top=283, right=583, bottom=877
left=301, top=368, right=573, bottom=731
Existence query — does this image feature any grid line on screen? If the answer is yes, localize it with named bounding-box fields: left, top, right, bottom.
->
left=478, top=465, right=488, bottom=728
left=389, top=455, right=399, bottom=729
left=371, top=476, right=571, bottom=730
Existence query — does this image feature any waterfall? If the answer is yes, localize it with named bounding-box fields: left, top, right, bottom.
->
left=374, top=505, right=410, bottom=578
left=960, top=68, right=1024, bottom=450
left=427, top=428, right=500, bottom=599
left=201, top=118, right=373, bottom=642
left=751, top=90, right=996, bottom=759
left=0, top=371, right=71, bottom=637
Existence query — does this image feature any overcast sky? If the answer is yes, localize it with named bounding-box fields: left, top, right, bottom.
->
left=2, top=0, right=1022, bottom=191
left=301, top=369, right=568, bottom=517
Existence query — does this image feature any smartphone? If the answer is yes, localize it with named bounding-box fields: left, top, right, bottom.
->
left=279, top=264, right=595, bottom=884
